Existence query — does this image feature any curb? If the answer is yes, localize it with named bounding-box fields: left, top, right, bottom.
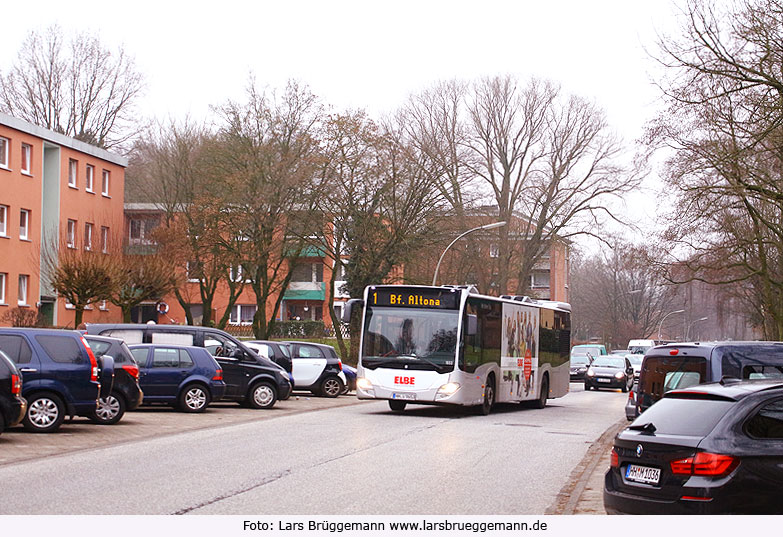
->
left=545, top=417, right=627, bottom=515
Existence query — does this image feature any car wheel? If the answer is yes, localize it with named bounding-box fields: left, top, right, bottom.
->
left=389, top=400, right=407, bottom=412
left=480, top=376, right=495, bottom=415
left=248, top=382, right=277, bottom=409
left=23, top=393, right=66, bottom=433
left=90, top=392, right=126, bottom=425
left=178, top=384, right=210, bottom=413
left=534, top=375, right=549, bottom=409
left=621, top=381, right=629, bottom=393
left=319, top=376, right=343, bottom=398
left=584, top=383, right=591, bottom=391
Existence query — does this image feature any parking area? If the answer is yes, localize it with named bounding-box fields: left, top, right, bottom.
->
left=0, top=393, right=362, bottom=467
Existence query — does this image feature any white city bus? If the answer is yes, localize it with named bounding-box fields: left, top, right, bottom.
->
left=344, top=285, right=571, bottom=414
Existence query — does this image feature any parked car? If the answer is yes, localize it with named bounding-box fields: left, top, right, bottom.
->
left=624, top=387, right=637, bottom=421
left=129, top=344, right=225, bottom=413
left=84, top=335, right=144, bottom=425
left=86, top=324, right=292, bottom=408
left=243, top=340, right=293, bottom=374
left=605, top=379, right=783, bottom=514
left=584, top=356, right=634, bottom=392
left=0, top=350, right=26, bottom=435
left=284, top=341, right=347, bottom=397
left=0, top=328, right=113, bottom=433
left=571, top=344, right=607, bottom=358
left=634, top=341, right=783, bottom=420
left=342, top=364, right=357, bottom=394
left=625, top=354, right=642, bottom=380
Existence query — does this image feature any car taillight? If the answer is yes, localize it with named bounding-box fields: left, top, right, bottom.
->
left=670, top=452, right=739, bottom=477
left=628, top=389, right=635, bottom=401
left=11, top=373, right=22, bottom=395
left=122, top=364, right=139, bottom=379
left=80, top=336, right=99, bottom=382
left=610, top=447, right=619, bottom=468
left=338, top=359, right=343, bottom=371
left=212, top=369, right=223, bottom=381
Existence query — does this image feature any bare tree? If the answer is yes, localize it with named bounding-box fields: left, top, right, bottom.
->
left=108, top=248, right=181, bottom=323
left=0, top=25, right=144, bottom=149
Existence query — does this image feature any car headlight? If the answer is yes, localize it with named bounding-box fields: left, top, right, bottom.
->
left=615, top=371, right=625, bottom=379
left=586, top=369, right=595, bottom=377
left=357, top=377, right=373, bottom=391
left=436, top=382, right=460, bottom=399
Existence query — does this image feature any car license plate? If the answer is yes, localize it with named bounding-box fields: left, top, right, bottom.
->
left=597, top=378, right=610, bottom=383
left=392, top=393, right=415, bottom=401
left=625, top=464, right=660, bottom=484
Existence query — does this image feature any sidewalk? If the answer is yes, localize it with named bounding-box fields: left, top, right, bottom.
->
left=546, top=418, right=627, bottom=515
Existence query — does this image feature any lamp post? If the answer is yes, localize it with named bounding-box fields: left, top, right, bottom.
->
left=658, top=309, right=685, bottom=342
left=432, top=221, right=507, bottom=286
left=686, top=316, right=708, bottom=341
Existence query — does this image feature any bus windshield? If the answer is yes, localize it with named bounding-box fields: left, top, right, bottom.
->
left=361, top=306, right=459, bottom=373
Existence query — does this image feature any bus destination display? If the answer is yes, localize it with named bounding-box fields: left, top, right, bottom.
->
left=370, top=288, right=459, bottom=309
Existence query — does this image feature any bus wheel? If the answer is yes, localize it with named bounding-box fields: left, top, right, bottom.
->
left=534, top=375, right=549, bottom=409
left=480, top=377, right=495, bottom=415
left=389, top=400, right=407, bottom=412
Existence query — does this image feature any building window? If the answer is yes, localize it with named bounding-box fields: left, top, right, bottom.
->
left=0, top=205, right=7, bottom=237
left=229, top=265, right=244, bottom=282
left=18, top=274, right=29, bottom=306
left=230, top=304, right=257, bottom=325
left=0, top=136, right=8, bottom=168
left=84, top=222, right=93, bottom=251
left=291, top=262, right=324, bottom=283
left=489, top=244, right=499, bottom=258
left=68, top=159, right=78, bottom=188
left=67, top=219, right=77, bottom=248
left=531, top=271, right=551, bottom=289
left=0, top=272, right=6, bottom=304
left=102, top=170, right=110, bottom=196
left=186, top=261, right=203, bottom=283
left=101, top=226, right=109, bottom=253
left=21, top=143, right=32, bottom=175
left=19, top=209, right=30, bottom=240
left=85, top=164, right=94, bottom=192
left=128, top=216, right=159, bottom=245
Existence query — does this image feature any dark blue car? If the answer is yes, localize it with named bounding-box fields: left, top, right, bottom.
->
left=0, top=328, right=112, bottom=433
left=129, top=344, right=226, bottom=413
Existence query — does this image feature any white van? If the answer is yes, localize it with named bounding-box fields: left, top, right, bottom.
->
left=627, top=339, right=656, bottom=355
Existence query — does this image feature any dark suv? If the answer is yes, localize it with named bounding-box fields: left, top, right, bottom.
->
left=84, top=335, right=144, bottom=424
left=85, top=324, right=291, bottom=408
left=0, top=350, right=27, bottom=435
left=634, top=341, right=783, bottom=419
left=0, top=328, right=114, bottom=433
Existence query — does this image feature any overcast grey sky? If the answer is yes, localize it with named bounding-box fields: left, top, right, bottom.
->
left=0, top=0, right=684, bottom=245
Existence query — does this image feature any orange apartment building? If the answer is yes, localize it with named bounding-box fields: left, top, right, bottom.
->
left=0, top=112, right=126, bottom=327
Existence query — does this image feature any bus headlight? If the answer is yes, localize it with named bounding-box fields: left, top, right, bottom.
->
left=436, top=382, right=461, bottom=399
left=357, top=377, right=373, bottom=391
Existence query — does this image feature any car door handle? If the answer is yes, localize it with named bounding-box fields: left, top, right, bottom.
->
left=20, top=368, right=37, bottom=373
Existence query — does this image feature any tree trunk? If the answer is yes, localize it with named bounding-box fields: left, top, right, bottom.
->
left=122, top=306, right=132, bottom=323
left=74, top=306, right=85, bottom=328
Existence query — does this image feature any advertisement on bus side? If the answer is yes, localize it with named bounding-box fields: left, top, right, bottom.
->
left=500, top=303, right=540, bottom=402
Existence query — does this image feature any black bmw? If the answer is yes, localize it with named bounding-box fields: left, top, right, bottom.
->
left=605, top=379, right=783, bottom=514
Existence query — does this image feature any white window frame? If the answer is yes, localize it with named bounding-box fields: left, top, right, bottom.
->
left=85, top=164, right=94, bottom=192
left=99, top=299, right=109, bottom=311
left=531, top=271, right=551, bottom=289
left=229, top=304, right=257, bottom=325
left=0, top=272, right=6, bottom=304
left=67, top=219, right=77, bottom=248
left=0, top=136, right=9, bottom=169
left=19, top=209, right=29, bottom=240
left=0, top=205, right=7, bottom=237
left=21, top=143, right=32, bottom=175
left=186, top=261, right=202, bottom=283
left=101, top=226, right=109, bottom=253
left=18, top=274, right=29, bottom=306
left=489, top=244, right=499, bottom=258
left=68, top=159, right=78, bottom=188
left=84, top=222, right=93, bottom=251
left=101, top=169, right=110, bottom=196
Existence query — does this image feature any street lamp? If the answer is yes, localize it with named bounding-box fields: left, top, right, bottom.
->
left=432, top=221, right=507, bottom=286
left=686, top=316, right=709, bottom=340
left=658, top=309, right=685, bottom=342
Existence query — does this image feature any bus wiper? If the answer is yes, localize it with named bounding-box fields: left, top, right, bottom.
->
left=398, top=354, right=445, bottom=371
left=628, top=422, right=657, bottom=434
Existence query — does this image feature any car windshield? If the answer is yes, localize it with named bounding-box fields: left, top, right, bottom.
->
left=361, top=306, right=458, bottom=373
left=626, top=356, right=642, bottom=366
left=592, top=357, right=625, bottom=368
left=572, top=347, right=601, bottom=357
left=571, top=355, right=591, bottom=366
left=628, top=346, right=650, bottom=355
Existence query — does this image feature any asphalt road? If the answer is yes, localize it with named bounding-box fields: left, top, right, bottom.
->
left=0, top=384, right=626, bottom=515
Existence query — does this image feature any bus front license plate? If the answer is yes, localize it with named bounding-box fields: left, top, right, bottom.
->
left=625, top=464, right=660, bottom=485
left=392, top=393, right=415, bottom=401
